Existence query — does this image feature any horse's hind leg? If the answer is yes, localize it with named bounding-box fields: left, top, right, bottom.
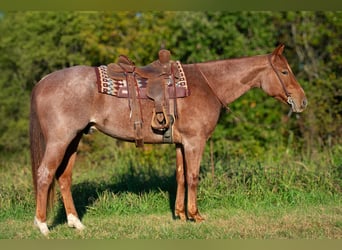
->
left=34, top=141, right=71, bottom=235
left=56, top=133, right=85, bottom=231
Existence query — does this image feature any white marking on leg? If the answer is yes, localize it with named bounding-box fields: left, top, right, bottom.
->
left=34, top=216, right=50, bottom=236
left=67, top=214, right=85, bottom=230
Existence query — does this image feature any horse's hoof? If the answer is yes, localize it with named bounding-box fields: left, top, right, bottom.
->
left=188, top=212, right=205, bottom=222
left=67, top=214, right=85, bottom=230
left=175, top=210, right=187, bottom=221
left=34, top=216, right=50, bottom=236
left=194, top=215, right=205, bottom=222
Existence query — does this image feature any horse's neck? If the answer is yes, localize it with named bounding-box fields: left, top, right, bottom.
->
left=196, top=55, right=268, bottom=105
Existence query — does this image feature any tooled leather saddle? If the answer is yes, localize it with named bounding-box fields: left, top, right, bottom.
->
left=95, top=49, right=190, bottom=147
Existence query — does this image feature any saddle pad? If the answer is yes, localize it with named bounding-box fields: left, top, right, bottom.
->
left=95, top=61, right=190, bottom=99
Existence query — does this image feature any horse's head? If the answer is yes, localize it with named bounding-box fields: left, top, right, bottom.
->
left=261, top=44, right=307, bottom=113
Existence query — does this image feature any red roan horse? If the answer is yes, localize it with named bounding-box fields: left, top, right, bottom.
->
left=30, top=45, right=307, bottom=235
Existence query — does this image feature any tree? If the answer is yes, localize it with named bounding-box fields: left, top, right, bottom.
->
left=274, top=11, right=342, bottom=150
left=0, top=11, right=340, bottom=157
left=0, top=11, right=175, bottom=153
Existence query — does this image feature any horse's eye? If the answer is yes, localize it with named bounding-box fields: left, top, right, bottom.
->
left=281, top=70, right=289, bottom=75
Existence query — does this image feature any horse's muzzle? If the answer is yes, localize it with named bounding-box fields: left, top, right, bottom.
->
left=288, top=96, right=307, bottom=113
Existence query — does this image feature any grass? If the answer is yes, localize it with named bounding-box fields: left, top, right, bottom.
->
left=1, top=199, right=341, bottom=239
left=0, top=136, right=341, bottom=239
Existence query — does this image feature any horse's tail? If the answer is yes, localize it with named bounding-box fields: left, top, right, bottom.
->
left=30, top=92, right=56, bottom=212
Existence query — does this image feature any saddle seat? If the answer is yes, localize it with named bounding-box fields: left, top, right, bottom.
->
left=107, top=49, right=176, bottom=133
left=96, top=49, right=190, bottom=147
left=107, top=49, right=174, bottom=80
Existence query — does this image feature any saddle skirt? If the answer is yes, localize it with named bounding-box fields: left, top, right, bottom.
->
left=95, top=61, right=190, bottom=99
left=95, top=51, right=189, bottom=146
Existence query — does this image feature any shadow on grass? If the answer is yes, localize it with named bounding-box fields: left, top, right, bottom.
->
left=51, top=166, right=178, bottom=228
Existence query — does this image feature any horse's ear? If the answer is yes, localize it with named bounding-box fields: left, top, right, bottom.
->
left=272, top=44, right=285, bottom=56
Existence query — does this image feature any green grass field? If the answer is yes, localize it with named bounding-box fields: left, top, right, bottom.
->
left=0, top=136, right=341, bottom=239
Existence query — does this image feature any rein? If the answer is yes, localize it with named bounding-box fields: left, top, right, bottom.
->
left=194, top=64, right=228, bottom=110
left=267, top=54, right=295, bottom=108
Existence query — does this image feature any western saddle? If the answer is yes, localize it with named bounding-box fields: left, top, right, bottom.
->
left=105, top=49, right=188, bottom=147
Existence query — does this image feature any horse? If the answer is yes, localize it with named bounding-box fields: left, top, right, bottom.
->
left=30, top=44, right=307, bottom=235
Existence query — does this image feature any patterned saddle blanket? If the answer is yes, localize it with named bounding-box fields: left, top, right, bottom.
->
left=95, top=61, right=189, bottom=99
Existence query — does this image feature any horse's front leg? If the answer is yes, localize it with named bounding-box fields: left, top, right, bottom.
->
left=183, top=139, right=206, bottom=222
left=174, top=144, right=186, bottom=220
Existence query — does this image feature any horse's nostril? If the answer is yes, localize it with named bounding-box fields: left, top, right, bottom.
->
left=302, top=98, right=308, bottom=108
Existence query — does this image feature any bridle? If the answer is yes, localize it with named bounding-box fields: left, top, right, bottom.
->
left=195, top=55, right=297, bottom=113
left=267, top=54, right=295, bottom=109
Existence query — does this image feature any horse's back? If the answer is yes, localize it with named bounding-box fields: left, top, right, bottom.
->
left=35, top=65, right=96, bottom=89
left=31, top=66, right=97, bottom=136
left=34, top=65, right=96, bottom=97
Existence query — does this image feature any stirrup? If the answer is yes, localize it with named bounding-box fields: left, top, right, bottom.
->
left=151, top=107, right=170, bottom=131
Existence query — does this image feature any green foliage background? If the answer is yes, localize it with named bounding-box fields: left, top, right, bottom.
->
left=0, top=11, right=341, bottom=163
left=0, top=12, right=341, bottom=239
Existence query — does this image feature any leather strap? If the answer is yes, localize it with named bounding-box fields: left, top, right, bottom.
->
left=127, top=73, right=144, bottom=147
left=267, top=54, right=291, bottom=98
